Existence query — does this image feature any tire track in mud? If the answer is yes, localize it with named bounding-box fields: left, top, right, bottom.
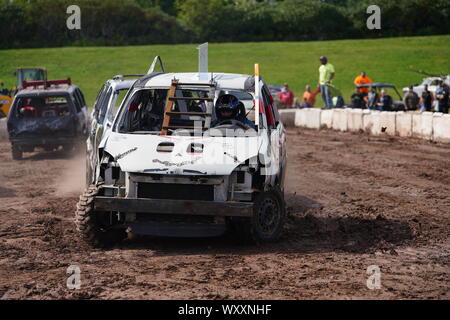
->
left=0, top=128, right=449, bottom=299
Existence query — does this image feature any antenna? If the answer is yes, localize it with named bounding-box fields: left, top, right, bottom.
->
left=197, top=42, right=208, bottom=81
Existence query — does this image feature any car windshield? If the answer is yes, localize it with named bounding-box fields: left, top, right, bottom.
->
left=116, top=88, right=210, bottom=134
left=115, top=88, right=257, bottom=135
left=13, top=95, right=71, bottom=119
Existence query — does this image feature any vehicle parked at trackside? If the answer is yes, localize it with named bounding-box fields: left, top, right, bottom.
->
left=403, top=69, right=450, bottom=96
left=357, top=82, right=405, bottom=111
left=86, top=74, right=143, bottom=187
left=76, top=65, right=287, bottom=247
left=7, top=79, right=88, bottom=159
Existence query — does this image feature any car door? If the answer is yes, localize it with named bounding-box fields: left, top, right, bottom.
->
left=262, top=83, right=286, bottom=190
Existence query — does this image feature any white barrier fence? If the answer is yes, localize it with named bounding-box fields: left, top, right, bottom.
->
left=280, top=108, right=450, bottom=143
left=2, top=111, right=449, bottom=142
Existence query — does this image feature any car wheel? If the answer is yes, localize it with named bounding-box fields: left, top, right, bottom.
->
left=233, top=188, right=286, bottom=244
left=75, top=184, right=126, bottom=248
left=11, top=145, right=22, bottom=160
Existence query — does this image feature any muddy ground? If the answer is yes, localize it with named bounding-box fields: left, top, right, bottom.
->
left=0, top=128, right=448, bottom=300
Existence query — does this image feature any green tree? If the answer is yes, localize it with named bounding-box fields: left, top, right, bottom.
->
left=176, top=0, right=228, bottom=40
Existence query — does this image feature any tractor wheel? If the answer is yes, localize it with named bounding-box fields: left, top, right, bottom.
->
left=75, top=184, right=126, bottom=248
left=11, top=145, right=22, bottom=160
left=233, top=188, right=286, bottom=244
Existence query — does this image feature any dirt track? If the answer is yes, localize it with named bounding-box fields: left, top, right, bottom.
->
left=0, top=128, right=449, bottom=300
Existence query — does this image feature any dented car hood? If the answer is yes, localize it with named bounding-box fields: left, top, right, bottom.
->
left=104, top=132, right=261, bottom=176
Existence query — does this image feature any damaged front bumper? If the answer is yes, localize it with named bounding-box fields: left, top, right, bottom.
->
left=94, top=196, right=254, bottom=237
left=94, top=196, right=253, bottom=217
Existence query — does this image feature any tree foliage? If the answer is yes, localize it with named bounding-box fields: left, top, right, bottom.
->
left=0, top=0, right=448, bottom=48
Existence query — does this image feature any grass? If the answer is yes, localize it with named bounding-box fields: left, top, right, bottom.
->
left=1, top=35, right=449, bottom=107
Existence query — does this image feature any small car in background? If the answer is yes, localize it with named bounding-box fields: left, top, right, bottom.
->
left=268, top=84, right=283, bottom=102
left=7, top=78, right=88, bottom=159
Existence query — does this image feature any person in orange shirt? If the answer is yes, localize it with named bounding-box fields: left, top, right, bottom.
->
left=354, top=72, right=373, bottom=97
left=300, top=85, right=321, bottom=108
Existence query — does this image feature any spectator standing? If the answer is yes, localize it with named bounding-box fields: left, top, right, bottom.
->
left=420, top=85, right=433, bottom=112
left=318, top=56, right=335, bottom=108
left=277, top=83, right=295, bottom=108
left=353, top=72, right=373, bottom=97
left=403, top=86, right=420, bottom=110
left=435, top=82, right=449, bottom=114
left=300, top=85, right=320, bottom=108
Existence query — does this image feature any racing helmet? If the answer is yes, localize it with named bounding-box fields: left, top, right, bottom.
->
left=215, top=94, right=240, bottom=119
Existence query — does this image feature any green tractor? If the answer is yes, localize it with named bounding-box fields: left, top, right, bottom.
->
left=14, top=68, right=47, bottom=92
left=0, top=68, right=47, bottom=117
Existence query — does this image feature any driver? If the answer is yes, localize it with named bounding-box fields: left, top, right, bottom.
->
left=213, top=94, right=255, bottom=129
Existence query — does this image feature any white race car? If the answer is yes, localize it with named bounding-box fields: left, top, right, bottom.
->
left=76, top=62, right=288, bottom=247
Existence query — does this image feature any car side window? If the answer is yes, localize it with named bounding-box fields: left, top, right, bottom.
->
left=109, top=89, right=128, bottom=121
left=261, top=86, right=276, bottom=128
left=94, top=85, right=111, bottom=122
left=78, top=89, right=87, bottom=108
left=72, top=93, right=82, bottom=113
left=97, top=87, right=113, bottom=124
left=74, top=88, right=86, bottom=109
left=93, top=85, right=107, bottom=119
left=264, top=85, right=280, bottom=125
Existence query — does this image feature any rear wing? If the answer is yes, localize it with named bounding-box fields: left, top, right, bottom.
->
left=22, top=78, right=71, bottom=90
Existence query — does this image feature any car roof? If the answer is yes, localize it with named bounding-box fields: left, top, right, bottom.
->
left=268, top=85, right=283, bottom=89
left=16, top=84, right=79, bottom=97
left=357, top=83, right=397, bottom=88
left=107, top=78, right=138, bottom=91
left=141, top=72, right=253, bottom=91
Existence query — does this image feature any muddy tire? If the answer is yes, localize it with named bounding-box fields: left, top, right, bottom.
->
left=233, top=188, right=286, bottom=244
left=75, top=184, right=126, bottom=248
left=11, top=145, right=22, bottom=160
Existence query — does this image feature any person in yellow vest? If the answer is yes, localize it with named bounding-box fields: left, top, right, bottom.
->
left=318, top=56, right=335, bottom=108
